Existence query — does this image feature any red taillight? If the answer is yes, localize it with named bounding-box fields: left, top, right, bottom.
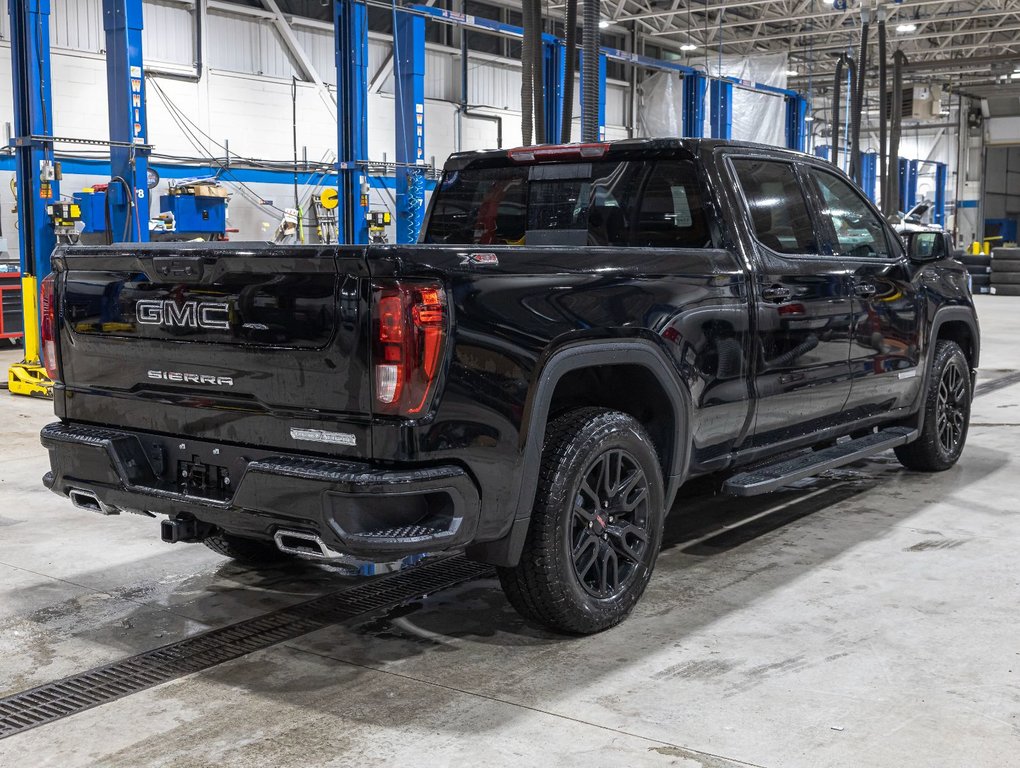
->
left=507, top=143, right=610, bottom=163
left=40, top=273, right=59, bottom=381
left=372, top=281, right=447, bottom=417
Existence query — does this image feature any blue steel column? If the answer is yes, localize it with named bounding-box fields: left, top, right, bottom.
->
left=906, top=159, right=920, bottom=211
left=103, top=0, right=149, bottom=242
left=8, top=0, right=59, bottom=288
left=682, top=73, right=706, bottom=138
left=897, top=157, right=910, bottom=213
left=709, top=79, right=732, bottom=139
left=579, top=51, right=606, bottom=140
left=933, top=162, right=947, bottom=227
left=785, top=94, right=807, bottom=152
left=544, top=39, right=564, bottom=145
left=335, top=0, right=369, bottom=244
left=860, top=152, right=878, bottom=203
left=394, top=10, right=425, bottom=244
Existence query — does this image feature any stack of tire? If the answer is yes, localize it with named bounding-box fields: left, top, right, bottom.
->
left=959, top=249, right=992, bottom=294
left=991, top=247, right=1020, bottom=296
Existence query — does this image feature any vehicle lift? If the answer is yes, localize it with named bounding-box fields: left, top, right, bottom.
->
left=7, top=0, right=60, bottom=397
left=6, top=0, right=149, bottom=397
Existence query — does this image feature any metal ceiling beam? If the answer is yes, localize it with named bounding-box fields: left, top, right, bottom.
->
left=258, top=0, right=337, bottom=120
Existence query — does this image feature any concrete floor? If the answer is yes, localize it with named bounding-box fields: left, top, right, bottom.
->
left=1, top=295, right=1019, bottom=768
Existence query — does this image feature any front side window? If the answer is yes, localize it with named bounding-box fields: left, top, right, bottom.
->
left=810, top=169, right=892, bottom=259
left=731, top=158, right=818, bottom=255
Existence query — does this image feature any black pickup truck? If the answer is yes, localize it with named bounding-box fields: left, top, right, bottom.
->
left=40, top=139, right=979, bottom=634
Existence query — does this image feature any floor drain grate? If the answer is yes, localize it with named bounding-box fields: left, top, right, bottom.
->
left=0, top=556, right=492, bottom=741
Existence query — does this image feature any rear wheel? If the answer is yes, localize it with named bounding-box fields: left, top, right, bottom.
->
left=497, top=408, right=665, bottom=634
left=203, top=532, right=292, bottom=564
left=895, top=340, right=971, bottom=471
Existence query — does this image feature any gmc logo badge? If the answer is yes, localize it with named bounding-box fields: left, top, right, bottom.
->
left=136, top=300, right=230, bottom=330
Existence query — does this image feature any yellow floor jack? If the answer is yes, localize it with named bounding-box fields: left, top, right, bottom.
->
left=7, top=274, right=53, bottom=398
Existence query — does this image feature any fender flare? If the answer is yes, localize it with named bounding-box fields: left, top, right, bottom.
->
left=911, top=306, right=980, bottom=427
left=467, top=338, right=692, bottom=567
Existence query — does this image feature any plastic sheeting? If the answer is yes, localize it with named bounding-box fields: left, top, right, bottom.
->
left=705, top=53, right=789, bottom=147
left=635, top=71, right=684, bottom=138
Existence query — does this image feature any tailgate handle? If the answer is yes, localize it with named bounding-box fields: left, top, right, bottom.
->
left=152, top=256, right=205, bottom=281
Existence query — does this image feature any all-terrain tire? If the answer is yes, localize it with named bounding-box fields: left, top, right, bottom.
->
left=203, top=532, right=293, bottom=564
left=894, top=340, right=971, bottom=471
left=497, top=408, right=665, bottom=634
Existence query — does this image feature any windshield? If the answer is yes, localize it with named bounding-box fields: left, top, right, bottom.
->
left=423, top=158, right=712, bottom=248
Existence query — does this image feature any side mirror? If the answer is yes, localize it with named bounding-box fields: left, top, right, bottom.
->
left=905, top=230, right=952, bottom=262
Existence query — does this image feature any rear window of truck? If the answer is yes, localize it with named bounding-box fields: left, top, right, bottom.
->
left=424, top=159, right=711, bottom=248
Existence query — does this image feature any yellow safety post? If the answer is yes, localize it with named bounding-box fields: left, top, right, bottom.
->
left=7, top=275, right=53, bottom=398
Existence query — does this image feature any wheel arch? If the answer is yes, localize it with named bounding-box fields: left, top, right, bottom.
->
left=466, top=338, right=692, bottom=567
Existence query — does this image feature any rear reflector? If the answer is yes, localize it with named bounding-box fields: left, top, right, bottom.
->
left=507, top=143, right=610, bottom=163
left=372, top=280, right=447, bottom=417
left=40, top=273, right=59, bottom=381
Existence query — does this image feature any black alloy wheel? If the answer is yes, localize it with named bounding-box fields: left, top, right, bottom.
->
left=894, top=339, right=971, bottom=471
left=570, top=448, right=652, bottom=599
left=497, top=407, right=665, bottom=634
left=936, top=357, right=968, bottom=455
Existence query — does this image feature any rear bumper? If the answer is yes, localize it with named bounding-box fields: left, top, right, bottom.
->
left=41, top=422, right=481, bottom=560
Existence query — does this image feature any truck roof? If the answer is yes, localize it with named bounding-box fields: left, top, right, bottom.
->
left=443, top=138, right=812, bottom=172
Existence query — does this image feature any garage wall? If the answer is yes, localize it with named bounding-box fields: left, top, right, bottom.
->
left=0, top=0, right=635, bottom=249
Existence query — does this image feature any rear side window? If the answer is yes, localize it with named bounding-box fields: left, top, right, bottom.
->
left=425, top=166, right=529, bottom=245
left=424, top=158, right=712, bottom=248
left=731, top=158, right=818, bottom=254
left=809, top=169, right=892, bottom=259
left=632, top=160, right=712, bottom=248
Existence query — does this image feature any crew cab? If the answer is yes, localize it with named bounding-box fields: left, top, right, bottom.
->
left=40, top=139, right=979, bottom=634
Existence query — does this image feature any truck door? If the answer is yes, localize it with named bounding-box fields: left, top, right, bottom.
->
left=804, top=166, right=924, bottom=418
left=728, top=156, right=855, bottom=447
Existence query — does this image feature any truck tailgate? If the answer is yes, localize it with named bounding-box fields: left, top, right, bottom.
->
left=54, top=243, right=372, bottom=458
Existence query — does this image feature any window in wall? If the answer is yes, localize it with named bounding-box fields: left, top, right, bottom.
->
left=367, top=7, right=392, bottom=34
left=731, top=159, right=818, bottom=254
left=465, top=1, right=502, bottom=54
left=810, top=169, right=893, bottom=259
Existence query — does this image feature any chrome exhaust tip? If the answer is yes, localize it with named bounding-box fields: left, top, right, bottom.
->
left=69, top=488, right=119, bottom=516
left=274, top=529, right=346, bottom=560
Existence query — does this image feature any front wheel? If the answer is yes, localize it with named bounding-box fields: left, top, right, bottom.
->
left=497, top=408, right=665, bottom=634
left=894, top=340, right=972, bottom=471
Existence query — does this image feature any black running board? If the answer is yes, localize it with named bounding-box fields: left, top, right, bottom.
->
left=724, top=427, right=918, bottom=496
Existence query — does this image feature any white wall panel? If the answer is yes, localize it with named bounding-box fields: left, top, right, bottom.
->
left=142, top=0, right=194, bottom=66
left=51, top=0, right=103, bottom=53
left=206, top=10, right=295, bottom=79
left=294, top=27, right=336, bottom=85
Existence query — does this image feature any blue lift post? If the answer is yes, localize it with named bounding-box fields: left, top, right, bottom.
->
left=899, top=157, right=916, bottom=212
left=335, top=0, right=369, bottom=244
left=709, top=79, right=732, bottom=140
left=394, top=9, right=426, bottom=244
left=544, top=39, right=564, bottom=144
left=682, top=72, right=707, bottom=138
left=859, top=152, right=878, bottom=203
left=579, top=51, right=607, bottom=140
left=103, top=0, right=150, bottom=242
left=933, top=161, right=947, bottom=227
left=785, top=94, right=808, bottom=152
left=7, top=0, right=59, bottom=396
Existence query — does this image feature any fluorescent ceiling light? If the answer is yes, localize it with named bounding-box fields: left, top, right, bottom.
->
left=680, top=42, right=698, bottom=51
left=785, top=69, right=799, bottom=76
left=804, top=115, right=815, bottom=122
left=896, top=23, right=917, bottom=33
left=599, top=18, right=610, bottom=29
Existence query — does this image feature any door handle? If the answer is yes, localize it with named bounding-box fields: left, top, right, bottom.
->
left=761, top=285, right=792, bottom=303
left=854, top=282, right=878, bottom=299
